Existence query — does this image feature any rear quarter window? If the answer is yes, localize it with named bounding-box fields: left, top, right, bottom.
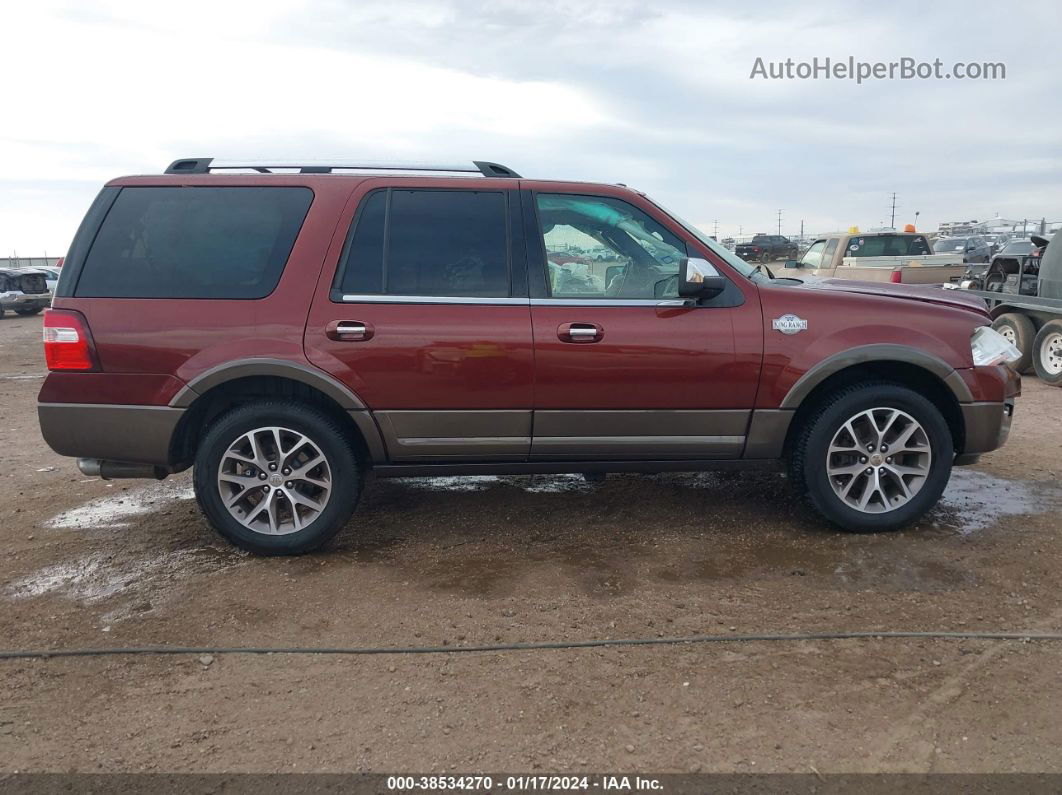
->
left=75, top=186, right=313, bottom=299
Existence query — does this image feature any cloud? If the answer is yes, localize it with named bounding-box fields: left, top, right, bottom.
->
left=1, top=0, right=1060, bottom=253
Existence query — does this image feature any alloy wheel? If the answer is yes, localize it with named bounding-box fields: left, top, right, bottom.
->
left=826, top=407, right=932, bottom=514
left=216, top=426, right=332, bottom=535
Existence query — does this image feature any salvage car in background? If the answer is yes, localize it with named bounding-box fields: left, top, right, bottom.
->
left=785, top=230, right=966, bottom=284
left=934, top=235, right=993, bottom=263
left=960, top=239, right=1038, bottom=291
left=957, top=234, right=1062, bottom=383
left=0, top=267, right=51, bottom=318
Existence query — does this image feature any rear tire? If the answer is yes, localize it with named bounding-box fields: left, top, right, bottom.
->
left=193, top=400, right=361, bottom=555
left=992, top=313, right=1035, bottom=374
left=15, top=307, right=42, bottom=316
left=1032, top=320, right=1062, bottom=387
left=790, top=383, right=953, bottom=533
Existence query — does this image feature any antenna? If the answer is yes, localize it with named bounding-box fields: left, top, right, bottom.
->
left=889, top=192, right=898, bottom=229
left=776, top=209, right=783, bottom=236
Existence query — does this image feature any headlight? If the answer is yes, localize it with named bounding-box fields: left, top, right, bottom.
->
left=971, top=326, right=1022, bottom=366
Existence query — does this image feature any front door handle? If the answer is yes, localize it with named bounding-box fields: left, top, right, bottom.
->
left=558, top=322, right=604, bottom=343
left=326, top=320, right=374, bottom=341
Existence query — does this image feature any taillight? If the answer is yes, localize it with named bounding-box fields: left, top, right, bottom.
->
left=42, top=309, right=98, bottom=371
left=890, top=270, right=902, bottom=284
left=752, top=246, right=760, bottom=252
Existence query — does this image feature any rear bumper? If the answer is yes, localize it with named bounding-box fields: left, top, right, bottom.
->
left=1, top=291, right=50, bottom=309
left=37, top=403, right=184, bottom=466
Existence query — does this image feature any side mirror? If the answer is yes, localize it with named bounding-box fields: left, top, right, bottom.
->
left=679, top=257, right=726, bottom=299
left=783, top=259, right=802, bottom=269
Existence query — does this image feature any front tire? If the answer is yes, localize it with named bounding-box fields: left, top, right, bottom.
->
left=15, top=307, right=43, bottom=316
left=791, top=383, right=953, bottom=533
left=193, top=400, right=361, bottom=555
left=1032, top=320, right=1062, bottom=387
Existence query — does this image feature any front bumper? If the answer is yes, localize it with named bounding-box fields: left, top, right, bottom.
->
left=960, top=399, right=1014, bottom=457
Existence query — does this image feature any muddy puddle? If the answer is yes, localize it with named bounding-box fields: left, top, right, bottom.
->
left=10, top=475, right=244, bottom=622
left=11, top=464, right=1056, bottom=612
left=933, top=468, right=1056, bottom=534
left=47, top=478, right=196, bottom=531
left=357, top=468, right=1056, bottom=597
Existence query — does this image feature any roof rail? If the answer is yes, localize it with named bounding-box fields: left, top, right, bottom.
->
left=163, top=158, right=521, bottom=178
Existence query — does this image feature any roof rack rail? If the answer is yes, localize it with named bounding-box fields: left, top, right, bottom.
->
left=164, top=158, right=521, bottom=178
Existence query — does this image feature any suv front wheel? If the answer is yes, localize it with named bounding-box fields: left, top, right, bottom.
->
left=193, top=401, right=361, bottom=555
left=791, top=383, right=953, bottom=532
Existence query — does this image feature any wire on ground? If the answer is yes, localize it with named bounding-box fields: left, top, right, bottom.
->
left=1, top=630, right=1061, bottom=662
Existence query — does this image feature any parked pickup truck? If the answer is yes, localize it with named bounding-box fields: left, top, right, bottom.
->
left=736, top=235, right=799, bottom=264
left=784, top=232, right=967, bottom=285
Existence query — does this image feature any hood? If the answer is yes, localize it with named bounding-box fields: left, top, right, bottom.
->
left=796, top=277, right=989, bottom=315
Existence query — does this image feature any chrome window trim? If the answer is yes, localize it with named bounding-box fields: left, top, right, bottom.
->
left=337, top=296, right=689, bottom=307
left=531, top=298, right=687, bottom=307
left=340, top=294, right=527, bottom=305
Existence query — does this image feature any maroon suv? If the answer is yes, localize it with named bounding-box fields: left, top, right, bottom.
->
left=38, top=158, right=1021, bottom=554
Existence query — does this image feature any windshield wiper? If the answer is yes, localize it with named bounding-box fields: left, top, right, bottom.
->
left=750, top=263, right=776, bottom=280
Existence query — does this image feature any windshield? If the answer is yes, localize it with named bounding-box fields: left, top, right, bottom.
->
left=1002, top=241, right=1034, bottom=254
left=934, top=238, right=966, bottom=252
left=647, top=197, right=759, bottom=278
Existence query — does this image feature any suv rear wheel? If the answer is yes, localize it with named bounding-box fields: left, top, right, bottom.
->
left=791, top=383, right=953, bottom=532
left=193, top=401, right=361, bottom=555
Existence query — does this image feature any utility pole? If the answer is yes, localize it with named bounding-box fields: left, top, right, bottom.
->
left=800, top=219, right=804, bottom=241
left=776, top=209, right=783, bottom=236
left=713, top=219, right=719, bottom=239
left=889, top=193, right=897, bottom=229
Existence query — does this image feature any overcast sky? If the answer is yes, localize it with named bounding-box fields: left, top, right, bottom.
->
left=2, top=0, right=1060, bottom=255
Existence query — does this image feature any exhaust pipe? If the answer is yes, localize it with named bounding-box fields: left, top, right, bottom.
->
left=77, top=458, right=169, bottom=480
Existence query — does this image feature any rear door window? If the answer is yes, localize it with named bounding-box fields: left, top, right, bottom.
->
left=75, top=187, right=313, bottom=299
left=338, top=189, right=509, bottom=298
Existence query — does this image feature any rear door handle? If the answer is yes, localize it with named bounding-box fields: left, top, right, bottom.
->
left=558, top=322, right=603, bottom=343
left=326, top=320, right=374, bottom=341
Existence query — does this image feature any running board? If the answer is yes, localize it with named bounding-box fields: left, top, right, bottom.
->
left=371, top=459, right=781, bottom=478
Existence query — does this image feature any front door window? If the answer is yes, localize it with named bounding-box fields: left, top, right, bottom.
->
left=535, top=194, right=687, bottom=299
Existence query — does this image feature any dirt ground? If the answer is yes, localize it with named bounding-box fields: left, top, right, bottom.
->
left=2, top=310, right=1062, bottom=775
